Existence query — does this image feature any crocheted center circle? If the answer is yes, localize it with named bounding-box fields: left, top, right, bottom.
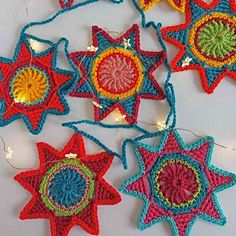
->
left=10, top=66, right=49, bottom=105
left=39, top=159, right=95, bottom=216
left=92, top=47, right=144, bottom=100
left=189, top=12, right=236, bottom=67
left=153, top=158, right=202, bottom=209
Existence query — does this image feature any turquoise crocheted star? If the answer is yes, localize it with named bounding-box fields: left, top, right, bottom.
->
left=69, top=24, right=166, bottom=124
left=120, top=129, right=236, bottom=236
left=161, top=0, right=236, bottom=93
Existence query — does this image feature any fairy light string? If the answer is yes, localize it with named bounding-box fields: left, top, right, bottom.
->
left=1, top=0, right=235, bottom=171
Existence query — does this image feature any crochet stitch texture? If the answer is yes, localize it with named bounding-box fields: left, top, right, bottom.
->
left=138, top=0, right=187, bottom=12
left=59, top=0, right=74, bottom=8
left=69, top=24, right=166, bottom=123
left=120, top=130, right=236, bottom=236
left=0, top=35, right=75, bottom=134
left=161, top=0, right=236, bottom=93
left=15, top=134, right=121, bottom=236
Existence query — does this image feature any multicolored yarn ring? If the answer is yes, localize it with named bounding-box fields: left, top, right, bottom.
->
left=0, top=35, right=75, bottom=134
left=138, top=0, right=187, bottom=12
left=15, top=134, right=121, bottom=236
left=120, top=130, right=236, bottom=236
left=59, top=0, right=74, bottom=8
left=69, top=24, right=166, bottom=124
left=161, top=0, right=236, bottom=93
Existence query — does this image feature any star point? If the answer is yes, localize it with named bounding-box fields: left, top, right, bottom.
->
left=69, top=24, right=165, bottom=123
left=0, top=36, right=74, bottom=134
left=15, top=134, right=121, bottom=235
left=161, top=0, right=236, bottom=93
left=123, top=38, right=131, bottom=49
left=120, top=130, right=236, bottom=236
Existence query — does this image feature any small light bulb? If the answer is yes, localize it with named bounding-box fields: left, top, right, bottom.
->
left=156, top=121, right=168, bottom=131
left=29, top=39, right=45, bottom=53
left=65, top=153, right=77, bottom=159
left=6, top=147, right=13, bottom=160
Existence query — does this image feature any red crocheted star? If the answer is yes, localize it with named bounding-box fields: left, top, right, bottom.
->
left=15, top=134, right=121, bottom=236
left=69, top=24, right=165, bottom=124
left=161, top=0, right=236, bottom=93
left=0, top=39, right=73, bottom=134
left=59, top=0, right=74, bottom=8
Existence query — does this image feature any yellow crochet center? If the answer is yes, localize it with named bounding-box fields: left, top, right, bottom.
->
left=91, top=47, right=144, bottom=100
left=11, top=66, right=49, bottom=105
left=189, top=12, right=236, bottom=67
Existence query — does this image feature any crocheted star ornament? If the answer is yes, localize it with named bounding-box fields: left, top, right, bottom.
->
left=161, top=0, right=236, bottom=93
left=120, top=130, right=236, bottom=236
left=59, top=0, right=74, bottom=8
left=69, top=24, right=166, bottom=124
left=15, top=134, right=121, bottom=236
left=138, top=0, right=187, bottom=12
left=0, top=36, right=75, bottom=134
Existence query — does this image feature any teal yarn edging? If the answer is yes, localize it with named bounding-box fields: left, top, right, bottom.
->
left=120, top=129, right=236, bottom=236
left=0, top=33, right=77, bottom=135
left=62, top=119, right=152, bottom=169
left=19, top=0, right=176, bottom=131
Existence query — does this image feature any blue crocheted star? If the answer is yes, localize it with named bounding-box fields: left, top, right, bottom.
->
left=69, top=24, right=166, bottom=124
left=0, top=34, right=75, bottom=134
left=161, top=0, right=236, bottom=93
left=120, top=129, right=236, bottom=236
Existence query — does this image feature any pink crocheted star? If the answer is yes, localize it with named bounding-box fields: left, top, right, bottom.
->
left=120, top=130, right=236, bottom=236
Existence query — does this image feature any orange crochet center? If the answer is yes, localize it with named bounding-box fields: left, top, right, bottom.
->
left=91, top=47, right=144, bottom=100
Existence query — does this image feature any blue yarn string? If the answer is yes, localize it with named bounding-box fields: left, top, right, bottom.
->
left=131, top=0, right=177, bottom=128
left=62, top=119, right=152, bottom=169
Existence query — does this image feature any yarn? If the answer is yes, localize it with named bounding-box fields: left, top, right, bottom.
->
left=138, top=0, right=187, bottom=12
left=69, top=24, right=166, bottom=124
left=0, top=35, right=76, bottom=134
left=15, top=134, right=121, bottom=236
left=59, top=0, right=74, bottom=8
left=120, top=130, right=236, bottom=236
left=161, top=0, right=236, bottom=93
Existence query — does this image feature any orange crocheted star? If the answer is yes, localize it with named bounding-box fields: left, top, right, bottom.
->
left=138, top=0, right=187, bottom=12
left=15, top=134, right=121, bottom=236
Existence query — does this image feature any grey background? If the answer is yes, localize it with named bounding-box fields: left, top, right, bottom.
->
left=0, top=0, right=235, bottom=235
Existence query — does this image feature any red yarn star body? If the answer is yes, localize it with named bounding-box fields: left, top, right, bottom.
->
left=0, top=38, right=74, bottom=134
left=15, top=134, right=121, bottom=236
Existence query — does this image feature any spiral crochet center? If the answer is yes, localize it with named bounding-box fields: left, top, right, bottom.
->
left=11, top=66, right=49, bottom=105
left=189, top=13, right=236, bottom=67
left=39, top=159, right=95, bottom=216
left=153, top=159, right=202, bottom=208
left=92, top=47, right=144, bottom=100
